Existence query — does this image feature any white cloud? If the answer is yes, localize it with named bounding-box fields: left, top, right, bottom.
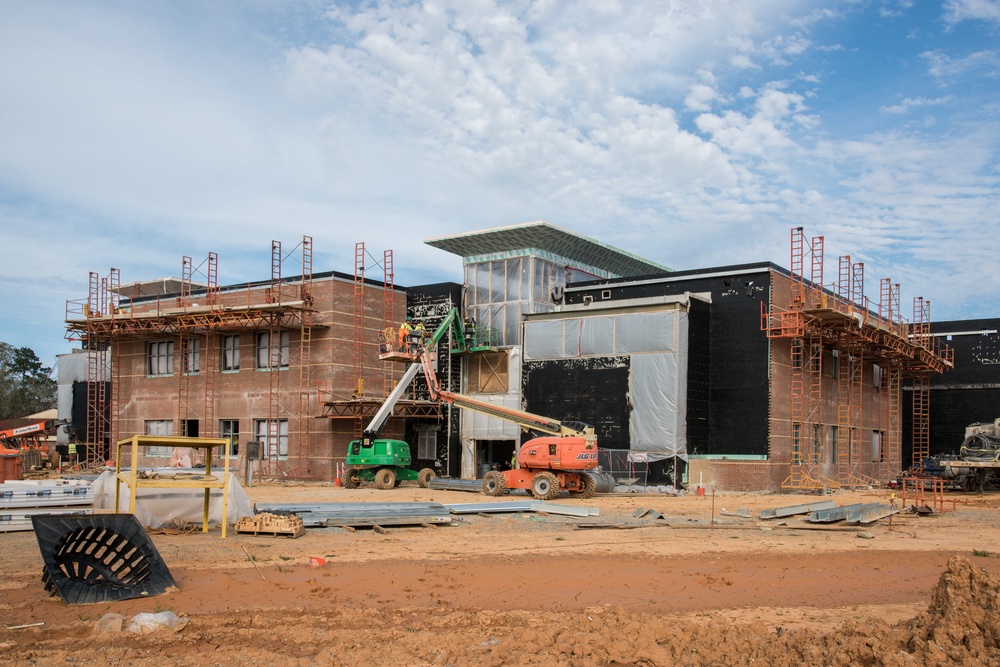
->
left=880, top=96, right=955, bottom=114
left=684, top=84, right=718, bottom=111
left=922, top=49, right=1000, bottom=80
left=943, top=0, right=1000, bottom=28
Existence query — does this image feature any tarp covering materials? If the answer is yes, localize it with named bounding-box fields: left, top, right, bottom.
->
left=92, top=469, right=252, bottom=528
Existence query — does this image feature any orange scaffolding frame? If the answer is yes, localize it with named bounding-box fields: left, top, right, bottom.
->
left=761, top=227, right=953, bottom=490
left=65, top=238, right=315, bottom=478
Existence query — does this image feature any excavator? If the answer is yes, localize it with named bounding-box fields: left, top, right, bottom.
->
left=346, top=308, right=598, bottom=499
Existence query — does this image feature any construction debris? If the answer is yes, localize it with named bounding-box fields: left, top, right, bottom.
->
left=235, top=512, right=305, bottom=538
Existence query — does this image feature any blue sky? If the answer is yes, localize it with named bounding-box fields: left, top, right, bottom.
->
left=1, top=0, right=998, bottom=369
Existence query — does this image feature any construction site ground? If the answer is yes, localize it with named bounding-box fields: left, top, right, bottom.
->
left=3, top=482, right=1000, bottom=666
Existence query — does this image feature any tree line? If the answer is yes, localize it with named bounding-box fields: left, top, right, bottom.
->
left=0, top=343, right=57, bottom=420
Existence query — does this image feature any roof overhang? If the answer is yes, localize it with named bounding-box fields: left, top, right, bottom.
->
left=425, top=221, right=670, bottom=278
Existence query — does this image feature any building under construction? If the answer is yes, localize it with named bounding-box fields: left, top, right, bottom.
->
left=63, top=224, right=958, bottom=491
left=63, top=238, right=412, bottom=481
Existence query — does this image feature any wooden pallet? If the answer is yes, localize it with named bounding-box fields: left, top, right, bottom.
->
left=234, top=512, right=305, bottom=538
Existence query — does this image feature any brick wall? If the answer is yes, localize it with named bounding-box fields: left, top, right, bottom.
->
left=690, top=459, right=789, bottom=492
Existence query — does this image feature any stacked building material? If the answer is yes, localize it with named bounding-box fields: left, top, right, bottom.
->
left=0, top=479, right=94, bottom=532
left=235, top=512, right=306, bottom=538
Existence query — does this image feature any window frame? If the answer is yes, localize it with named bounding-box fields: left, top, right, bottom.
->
left=219, top=419, right=240, bottom=456
left=256, top=330, right=290, bottom=370
left=143, top=419, right=173, bottom=457
left=221, top=334, right=240, bottom=372
left=254, top=418, right=289, bottom=459
left=183, top=337, right=202, bottom=375
left=146, top=340, right=174, bottom=377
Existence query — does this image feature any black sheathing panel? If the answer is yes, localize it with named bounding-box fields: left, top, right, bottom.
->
left=405, top=283, right=464, bottom=478
left=566, top=269, right=771, bottom=456
left=67, top=381, right=111, bottom=461
left=903, top=318, right=1000, bottom=460
left=522, top=357, right=630, bottom=451
left=685, top=298, right=711, bottom=454
left=708, top=285, right=770, bottom=456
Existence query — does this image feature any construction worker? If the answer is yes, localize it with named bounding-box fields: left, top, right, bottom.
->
left=409, top=320, right=427, bottom=355
left=398, top=317, right=413, bottom=351
left=67, top=442, right=78, bottom=467
left=463, top=316, right=476, bottom=348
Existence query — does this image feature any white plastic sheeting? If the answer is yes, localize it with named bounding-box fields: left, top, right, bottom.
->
left=523, top=310, right=678, bottom=360
left=92, top=469, right=253, bottom=529
left=522, top=309, right=688, bottom=458
left=56, top=351, right=101, bottom=445
left=629, top=352, right=687, bottom=460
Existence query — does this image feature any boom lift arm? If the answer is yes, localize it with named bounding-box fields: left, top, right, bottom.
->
left=417, top=310, right=596, bottom=444
left=361, top=362, right=421, bottom=445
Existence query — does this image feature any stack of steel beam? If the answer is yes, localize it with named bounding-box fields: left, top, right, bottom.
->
left=252, top=501, right=453, bottom=528
left=0, top=479, right=94, bottom=533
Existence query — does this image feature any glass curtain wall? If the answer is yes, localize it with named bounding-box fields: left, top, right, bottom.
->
left=465, top=257, right=566, bottom=346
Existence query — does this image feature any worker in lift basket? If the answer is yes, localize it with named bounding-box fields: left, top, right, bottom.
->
left=409, top=320, right=427, bottom=354
left=398, top=317, right=414, bottom=351
left=463, top=316, right=476, bottom=347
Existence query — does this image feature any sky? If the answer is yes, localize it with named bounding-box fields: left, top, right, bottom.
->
left=1, top=0, right=998, bottom=370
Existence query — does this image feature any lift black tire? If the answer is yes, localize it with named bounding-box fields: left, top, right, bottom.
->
left=342, top=468, right=361, bottom=489
left=374, top=467, right=397, bottom=490
left=482, top=470, right=507, bottom=496
left=572, top=473, right=597, bottom=499
left=531, top=472, right=558, bottom=500
left=418, top=468, right=436, bottom=488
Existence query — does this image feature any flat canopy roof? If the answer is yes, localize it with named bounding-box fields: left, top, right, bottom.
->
left=425, top=221, right=670, bottom=278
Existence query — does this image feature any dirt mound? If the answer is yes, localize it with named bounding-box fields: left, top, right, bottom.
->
left=899, top=555, right=1000, bottom=664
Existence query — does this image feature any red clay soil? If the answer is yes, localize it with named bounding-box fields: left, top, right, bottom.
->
left=2, top=484, right=1000, bottom=666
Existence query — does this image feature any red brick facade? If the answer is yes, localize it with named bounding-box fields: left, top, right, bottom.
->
left=112, top=275, right=406, bottom=481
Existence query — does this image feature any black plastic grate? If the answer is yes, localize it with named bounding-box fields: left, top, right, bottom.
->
left=32, top=514, right=176, bottom=605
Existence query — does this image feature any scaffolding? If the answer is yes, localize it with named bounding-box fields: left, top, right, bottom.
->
left=319, top=245, right=437, bottom=430
left=65, top=238, right=315, bottom=477
left=761, top=227, right=953, bottom=490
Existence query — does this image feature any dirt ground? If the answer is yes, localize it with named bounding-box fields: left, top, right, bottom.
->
left=3, top=482, right=1000, bottom=665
